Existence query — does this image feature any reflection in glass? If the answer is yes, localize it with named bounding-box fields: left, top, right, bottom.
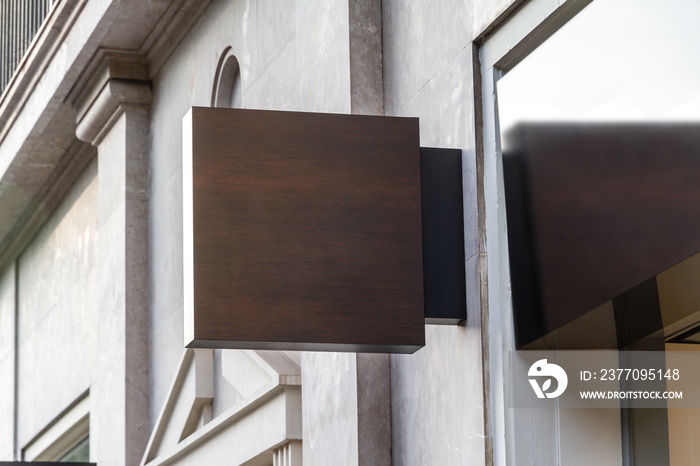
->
left=496, top=0, right=700, bottom=465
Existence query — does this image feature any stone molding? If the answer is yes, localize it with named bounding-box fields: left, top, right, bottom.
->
left=72, top=53, right=151, bottom=146
left=0, top=0, right=212, bottom=265
left=0, top=0, right=87, bottom=148
left=141, top=350, right=302, bottom=466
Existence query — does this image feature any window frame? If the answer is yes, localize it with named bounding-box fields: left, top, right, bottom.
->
left=477, top=0, right=593, bottom=463
left=22, top=393, right=89, bottom=462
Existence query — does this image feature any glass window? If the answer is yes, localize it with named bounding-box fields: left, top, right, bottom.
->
left=495, top=1, right=700, bottom=464
left=58, top=436, right=89, bottom=463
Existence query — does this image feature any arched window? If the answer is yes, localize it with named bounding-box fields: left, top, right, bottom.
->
left=211, top=47, right=242, bottom=108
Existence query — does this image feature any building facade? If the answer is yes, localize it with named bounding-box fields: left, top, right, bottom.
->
left=0, top=0, right=698, bottom=464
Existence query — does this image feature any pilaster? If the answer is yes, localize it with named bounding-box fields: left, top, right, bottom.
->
left=72, top=53, right=151, bottom=466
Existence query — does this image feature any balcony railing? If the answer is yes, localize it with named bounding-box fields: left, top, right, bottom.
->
left=0, top=0, right=53, bottom=96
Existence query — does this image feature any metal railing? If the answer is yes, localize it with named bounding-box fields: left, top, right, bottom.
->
left=0, top=0, right=53, bottom=96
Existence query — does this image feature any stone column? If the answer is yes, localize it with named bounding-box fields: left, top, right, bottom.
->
left=351, top=3, right=392, bottom=463
left=73, top=54, right=150, bottom=466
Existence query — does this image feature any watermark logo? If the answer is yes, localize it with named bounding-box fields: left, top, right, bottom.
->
left=528, top=359, right=568, bottom=399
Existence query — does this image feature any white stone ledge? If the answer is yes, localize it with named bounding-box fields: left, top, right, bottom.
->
left=144, top=384, right=301, bottom=466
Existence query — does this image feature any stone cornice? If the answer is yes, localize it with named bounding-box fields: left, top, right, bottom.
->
left=0, top=0, right=87, bottom=149
left=0, top=0, right=206, bottom=270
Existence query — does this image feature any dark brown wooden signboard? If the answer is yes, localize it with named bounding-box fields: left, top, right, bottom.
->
left=183, top=107, right=425, bottom=353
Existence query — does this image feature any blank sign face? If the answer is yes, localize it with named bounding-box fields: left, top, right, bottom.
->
left=183, top=107, right=424, bottom=353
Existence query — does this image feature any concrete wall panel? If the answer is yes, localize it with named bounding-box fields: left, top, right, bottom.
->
left=391, top=326, right=483, bottom=465
left=0, top=266, right=15, bottom=460
left=0, top=358, right=14, bottom=460
left=245, top=39, right=300, bottom=111
left=382, top=0, right=472, bottom=114
left=296, top=0, right=351, bottom=113
left=0, top=266, right=14, bottom=370
left=16, top=159, right=98, bottom=447
left=149, top=0, right=237, bottom=425
left=301, top=352, right=359, bottom=466
left=382, top=2, right=485, bottom=463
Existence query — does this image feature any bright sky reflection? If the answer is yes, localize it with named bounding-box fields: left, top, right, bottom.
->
left=497, top=0, right=700, bottom=142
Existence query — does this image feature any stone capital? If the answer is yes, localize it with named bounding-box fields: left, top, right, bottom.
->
left=72, top=53, right=151, bottom=145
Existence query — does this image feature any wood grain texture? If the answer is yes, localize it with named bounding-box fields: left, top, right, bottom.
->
left=185, top=107, right=424, bottom=353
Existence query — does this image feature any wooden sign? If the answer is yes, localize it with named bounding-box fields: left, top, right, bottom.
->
left=183, top=107, right=425, bottom=353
